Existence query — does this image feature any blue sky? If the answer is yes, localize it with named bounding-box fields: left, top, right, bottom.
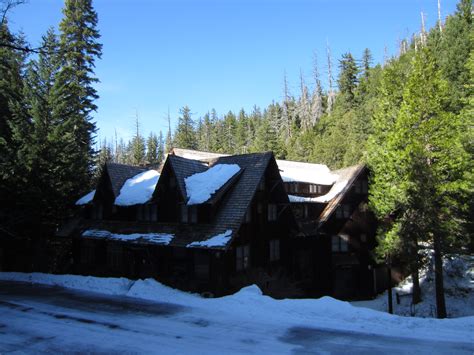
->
left=8, top=0, right=458, bottom=144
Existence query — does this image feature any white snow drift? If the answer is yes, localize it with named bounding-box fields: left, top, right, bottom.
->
left=114, top=170, right=160, bottom=206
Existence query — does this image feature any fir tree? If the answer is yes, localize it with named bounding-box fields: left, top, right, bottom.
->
left=50, top=0, right=102, bottom=206
left=174, top=106, right=196, bottom=149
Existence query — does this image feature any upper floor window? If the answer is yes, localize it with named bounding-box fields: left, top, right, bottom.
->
left=180, top=205, right=197, bottom=223
left=92, top=203, right=103, bottom=220
left=137, top=204, right=158, bottom=221
left=331, top=234, right=349, bottom=252
left=309, top=184, right=322, bottom=194
left=354, top=179, right=368, bottom=194
left=269, top=239, right=280, bottom=261
left=268, top=203, right=278, bottom=221
left=336, top=204, right=351, bottom=219
left=236, top=244, right=250, bottom=271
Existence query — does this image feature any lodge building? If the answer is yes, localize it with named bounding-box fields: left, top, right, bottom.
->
left=56, top=148, right=388, bottom=300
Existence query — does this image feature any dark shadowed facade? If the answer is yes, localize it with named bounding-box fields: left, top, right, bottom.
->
left=56, top=149, right=387, bottom=300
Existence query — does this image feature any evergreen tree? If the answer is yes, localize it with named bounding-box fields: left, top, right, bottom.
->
left=146, top=132, right=159, bottom=165
left=50, top=0, right=102, bottom=207
left=337, top=52, right=359, bottom=108
left=174, top=106, right=196, bottom=149
left=129, top=114, right=145, bottom=165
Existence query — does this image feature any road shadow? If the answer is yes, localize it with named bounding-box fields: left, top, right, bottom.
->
left=0, top=281, right=187, bottom=317
left=279, top=326, right=474, bottom=355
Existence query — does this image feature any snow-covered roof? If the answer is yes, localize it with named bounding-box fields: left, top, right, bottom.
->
left=76, top=190, right=96, bottom=205
left=171, top=148, right=229, bottom=161
left=187, top=230, right=232, bottom=248
left=276, top=159, right=337, bottom=185
left=288, top=177, right=349, bottom=204
left=82, top=229, right=174, bottom=245
left=114, top=170, right=160, bottom=206
left=185, top=164, right=241, bottom=205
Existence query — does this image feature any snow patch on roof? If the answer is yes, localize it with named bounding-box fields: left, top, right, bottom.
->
left=276, top=159, right=337, bottom=185
left=185, top=164, right=240, bottom=205
left=187, top=230, right=232, bottom=248
left=114, top=170, right=160, bottom=206
left=82, top=229, right=174, bottom=245
left=76, top=190, right=96, bottom=205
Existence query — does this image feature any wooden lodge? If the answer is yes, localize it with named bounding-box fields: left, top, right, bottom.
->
left=56, top=148, right=388, bottom=300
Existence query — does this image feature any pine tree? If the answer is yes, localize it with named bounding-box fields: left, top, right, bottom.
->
left=174, top=106, right=196, bottom=149
left=50, top=0, right=102, bottom=206
left=146, top=132, right=159, bottom=165
left=129, top=113, right=145, bottom=165
left=337, top=52, right=359, bottom=108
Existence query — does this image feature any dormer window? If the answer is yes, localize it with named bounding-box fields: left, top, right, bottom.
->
left=309, top=184, right=321, bottom=194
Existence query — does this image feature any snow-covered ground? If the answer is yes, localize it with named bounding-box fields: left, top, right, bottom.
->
left=0, top=272, right=473, bottom=354
left=352, top=254, right=474, bottom=318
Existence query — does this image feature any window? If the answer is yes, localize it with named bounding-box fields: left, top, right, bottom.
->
left=180, top=205, right=188, bottom=223
left=180, top=205, right=197, bottom=223
left=244, top=208, right=252, bottom=223
left=267, top=203, right=278, bottom=221
left=354, top=179, right=368, bottom=194
left=336, top=204, right=351, bottom=219
left=92, top=203, right=103, bottom=220
left=194, top=251, right=210, bottom=279
left=236, top=245, right=250, bottom=271
left=331, top=234, right=349, bottom=252
left=360, top=233, right=367, bottom=243
left=303, top=205, right=309, bottom=218
left=309, top=184, right=320, bottom=194
left=189, top=206, right=198, bottom=223
left=107, top=244, right=122, bottom=269
left=137, top=204, right=158, bottom=221
left=269, top=239, right=280, bottom=261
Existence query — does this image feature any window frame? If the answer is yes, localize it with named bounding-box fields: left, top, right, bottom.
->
left=236, top=244, right=250, bottom=271
left=267, top=203, right=278, bottom=221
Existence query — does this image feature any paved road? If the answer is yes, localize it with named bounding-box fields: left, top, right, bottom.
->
left=0, top=281, right=472, bottom=354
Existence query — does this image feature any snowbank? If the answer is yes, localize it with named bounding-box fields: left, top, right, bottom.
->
left=1, top=272, right=473, bottom=344
left=187, top=230, right=232, bottom=248
left=75, top=190, right=95, bottom=205
left=114, top=170, right=160, bottom=206
left=185, top=164, right=240, bottom=205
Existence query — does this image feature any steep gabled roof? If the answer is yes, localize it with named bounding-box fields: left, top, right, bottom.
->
left=105, top=163, right=147, bottom=199
left=317, top=164, right=366, bottom=225
left=166, top=155, right=208, bottom=200
left=74, top=152, right=277, bottom=250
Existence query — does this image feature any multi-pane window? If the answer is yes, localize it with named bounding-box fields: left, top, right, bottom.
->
left=180, top=205, right=197, bottom=223
left=331, top=234, right=349, bottom=252
left=269, top=239, right=280, bottom=261
left=107, top=244, right=122, bottom=269
left=267, top=203, right=278, bottom=221
left=236, top=245, right=250, bottom=271
left=336, top=204, right=351, bottom=219
left=137, top=204, right=158, bottom=221
left=354, top=179, right=368, bottom=194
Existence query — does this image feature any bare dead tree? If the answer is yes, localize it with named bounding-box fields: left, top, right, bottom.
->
left=326, top=39, right=336, bottom=114
left=438, top=0, right=443, bottom=33
left=420, top=12, right=427, bottom=47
